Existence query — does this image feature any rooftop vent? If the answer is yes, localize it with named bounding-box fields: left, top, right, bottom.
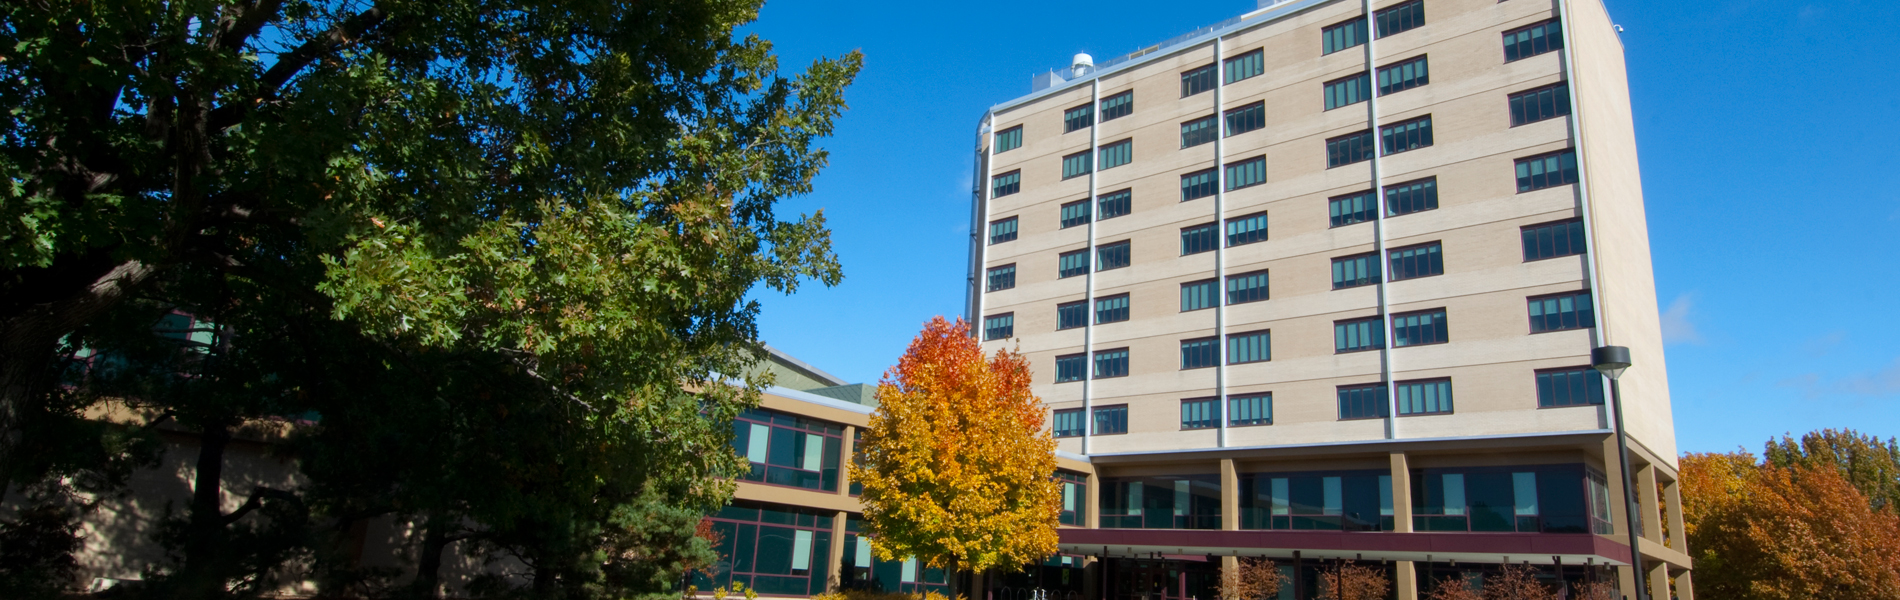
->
left=1071, top=53, right=1095, bottom=78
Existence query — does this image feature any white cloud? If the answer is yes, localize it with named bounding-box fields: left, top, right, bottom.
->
left=1659, top=294, right=1703, bottom=345
left=1778, top=358, right=1900, bottom=400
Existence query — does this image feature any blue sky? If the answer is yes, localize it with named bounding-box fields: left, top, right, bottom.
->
left=739, top=0, right=1900, bottom=455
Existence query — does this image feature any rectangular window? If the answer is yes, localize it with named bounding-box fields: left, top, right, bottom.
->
left=986, top=264, right=1016, bottom=292
left=1335, top=316, right=1385, bottom=353
left=1181, top=338, right=1219, bottom=370
left=1226, top=212, right=1269, bottom=247
left=1510, top=83, right=1572, bottom=126
left=991, top=171, right=1020, bottom=198
left=1098, top=189, right=1132, bottom=220
left=1375, top=0, right=1425, bottom=38
left=1181, top=64, right=1217, bottom=97
left=1060, top=199, right=1091, bottom=229
left=1327, top=130, right=1375, bottom=168
left=1384, top=177, right=1438, bottom=216
left=1522, top=219, right=1587, bottom=261
left=1230, top=393, right=1272, bottom=426
left=1181, top=223, right=1218, bottom=256
left=1094, top=404, right=1129, bottom=434
left=1181, top=116, right=1217, bottom=148
left=1391, top=308, right=1448, bottom=347
left=1181, top=397, right=1219, bottom=430
left=1225, top=49, right=1264, bottom=84
left=1395, top=378, right=1453, bottom=415
left=1536, top=367, right=1604, bottom=407
left=988, top=217, right=1017, bottom=244
left=1381, top=116, right=1433, bottom=155
left=1338, top=383, right=1390, bottom=420
left=1387, top=242, right=1444, bottom=281
left=1529, top=291, right=1595, bottom=333
left=1095, top=294, right=1130, bottom=325
left=1181, top=169, right=1218, bottom=201
left=1322, top=19, right=1367, bottom=55
left=1058, top=471, right=1089, bottom=525
left=1057, top=301, right=1087, bottom=330
left=1099, top=139, right=1133, bottom=170
left=730, top=408, right=846, bottom=493
left=994, top=126, right=1022, bottom=153
left=1062, top=150, right=1092, bottom=179
left=1229, top=330, right=1271, bottom=364
left=1226, top=156, right=1267, bottom=191
left=1324, top=73, right=1370, bottom=110
left=1058, top=249, right=1089, bottom=278
left=1055, top=354, right=1086, bottom=383
left=1101, top=91, right=1134, bottom=121
left=1053, top=408, right=1084, bottom=437
left=1377, top=55, right=1429, bottom=96
left=1331, top=252, right=1380, bottom=289
left=1096, top=241, right=1131, bottom=271
left=1181, top=280, right=1218, bottom=312
left=1226, top=270, right=1270, bottom=305
left=983, top=314, right=1014, bottom=341
left=1330, top=190, right=1377, bottom=227
left=1504, top=20, right=1564, bottom=62
left=1516, top=150, right=1579, bottom=192
left=1224, top=104, right=1266, bottom=140
left=1064, top=103, right=1094, bottom=133
left=1094, top=349, right=1129, bottom=379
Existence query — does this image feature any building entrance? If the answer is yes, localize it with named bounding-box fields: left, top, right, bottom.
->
left=1104, top=558, right=1219, bottom=600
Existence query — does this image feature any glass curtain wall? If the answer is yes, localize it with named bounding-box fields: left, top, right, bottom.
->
left=731, top=408, right=843, bottom=492
left=1099, top=475, right=1222, bottom=529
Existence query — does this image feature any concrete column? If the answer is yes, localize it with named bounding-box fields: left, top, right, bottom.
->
left=1087, top=471, right=1101, bottom=529
left=1648, top=562, right=1669, bottom=600
left=1664, top=477, right=1687, bottom=552
left=1638, top=464, right=1662, bottom=543
left=1389, top=452, right=1416, bottom=600
left=1601, top=438, right=1636, bottom=598
left=830, top=510, right=848, bottom=592
left=1674, top=570, right=1694, bottom=600
left=1221, top=458, right=1239, bottom=531
left=838, top=425, right=856, bottom=497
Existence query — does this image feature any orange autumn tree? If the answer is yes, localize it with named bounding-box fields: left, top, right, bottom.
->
left=853, top=317, right=1061, bottom=591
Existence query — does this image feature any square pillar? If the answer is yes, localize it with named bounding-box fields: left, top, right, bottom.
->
left=1390, top=452, right=1417, bottom=600
left=838, top=425, right=856, bottom=497
left=1221, top=458, right=1239, bottom=531
left=829, top=510, right=848, bottom=592
left=1648, top=562, right=1669, bottom=600
left=1638, top=464, right=1662, bottom=543
left=1601, top=438, right=1636, bottom=598
left=1674, top=570, right=1694, bottom=600
left=1086, top=471, right=1101, bottom=529
left=1664, top=477, right=1687, bottom=552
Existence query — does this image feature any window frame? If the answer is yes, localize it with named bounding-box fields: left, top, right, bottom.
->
left=982, top=313, right=1014, bottom=341
left=1322, top=18, right=1367, bottom=55
left=1374, top=0, right=1425, bottom=39
left=1535, top=367, right=1605, bottom=408
left=1093, top=348, right=1130, bottom=379
left=1376, top=55, right=1430, bottom=96
left=1509, top=82, right=1572, bottom=127
left=1093, top=404, right=1130, bottom=435
left=985, top=264, right=1016, bottom=292
left=1503, top=19, right=1565, bottom=63
left=1181, top=115, right=1218, bottom=148
left=1096, top=240, right=1131, bottom=272
left=1061, top=149, right=1093, bottom=180
left=1181, top=64, right=1217, bottom=97
left=1098, top=138, right=1133, bottom=170
left=1225, top=101, right=1266, bottom=137
left=1387, top=241, right=1445, bottom=282
left=1055, top=354, right=1087, bottom=383
left=1181, top=279, right=1218, bottom=312
left=1528, top=290, right=1595, bottom=334
left=994, top=125, right=1022, bottom=153
left=1101, top=91, right=1135, bottom=121
left=1331, top=251, right=1381, bottom=290
left=1390, top=308, right=1449, bottom=348
left=1056, top=301, right=1087, bottom=331
left=1094, top=293, right=1130, bottom=325
left=1384, top=176, right=1439, bottom=217
left=1229, top=392, right=1273, bottom=427
left=1228, top=329, right=1272, bottom=365
left=1180, top=397, right=1220, bottom=430
left=1226, top=269, right=1270, bottom=305
left=1225, top=155, right=1267, bottom=191
left=1334, top=315, right=1386, bottom=354
left=1098, top=189, right=1133, bottom=220
left=1515, top=149, right=1580, bottom=193
left=1180, top=337, right=1219, bottom=370
left=1181, top=168, right=1219, bottom=201
left=1337, top=382, right=1391, bottom=420
left=1224, top=49, right=1265, bottom=84
left=991, top=170, right=1020, bottom=198
left=1324, top=72, right=1370, bottom=111
left=1064, top=103, right=1094, bottom=133
left=1327, top=130, right=1375, bottom=168
left=1330, top=190, right=1377, bottom=228
left=1180, top=222, right=1218, bottom=256
left=1059, top=199, right=1091, bottom=229
left=1380, top=115, right=1434, bottom=156
left=1058, top=249, right=1089, bottom=279
left=1395, top=378, right=1454, bottom=416
left=1520, top=218, right=1587, bottom=262
left=987, top=216, right=1018, bottom=245
left=1052, top=408, right=1085, bottom=438
left=1226, top=211, right=1269, bottom=247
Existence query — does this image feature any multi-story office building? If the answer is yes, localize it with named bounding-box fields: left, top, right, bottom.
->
left=966, top=0, right=1691, bottom=598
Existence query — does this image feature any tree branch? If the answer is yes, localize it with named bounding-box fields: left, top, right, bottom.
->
left=206, top=5, right=389, bottom=132
left=214, top=0, right=285, bottom=53
left=223, top=485, right=295, bottom=525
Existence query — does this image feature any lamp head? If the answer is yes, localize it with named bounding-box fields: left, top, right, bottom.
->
left=1592, top=345, right=1633, bottom=380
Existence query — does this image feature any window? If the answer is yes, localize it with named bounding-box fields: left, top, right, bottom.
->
left=1064, top=103, right=1094, bottom=133
left=1101, top=91, right=1134, bottom=121
left=1180, top=116, right=1217, bottom=148
left=1097, top=241, right=1131, bottom=271
left=1225, top=102, right=1266, bottom=136
left=1375, top=0, right=1425, bottom=38
left=704, top=501, right=839, bottom=595
left=992, top=171, right=1020, bottom=197
left=1327, top=130, right=1375, bottom=168
left=1396, top=379, right=1453, bottom=415
left=1338, top=383, right=1390, bottom=420
left=1384, top=177, right=1438, bottom=216
left=1057, top=301, right=1087, bottom=330
left=1226, top=156, right=1267, bottom=190
left=1230, top=393, right=1272, bottom=426
left=1058, top=471, right=1089, bottom=525
left=1510, top=83, right=1572, bottom=126
left=1324, top=73, right=1370, bottom=110
left=1181, top=223, right=1217, bottom=256
left=1181, top=64, right=1217, bottom=97
left=731, top=408, right=846, bottom=492
left=1377, top=55, right=1429, bottom=95
left=1098, top=189, right=1132, bottom=220
left=1529, top=291, right=1595, bottom=333
left=1181, top=279, right=1217, bottom=312
left=1181, top=169, right=1218, bottom=201
left=1381, top=116, right=1433, bottom=155
left=1322, top=19, right=1367, bottom=55
left=1095, top=294, right=1129, bottom=324
left=1099, top=139, right=1133, bottom=170
left=986, top=264, right=1015, bottom=292
left=1181, top=397, right=1219, bottom=430
left=1053, top=409, right=1084, bottom=437
left=1237, top=469, right=1396, bottom=531
left=1536, top=367, right=1604, bottom=407
left=1226, top=212, right=1269, bottom=247
left=1062, top=150, right=1092, bottom=179
left=1094, top=406, right=1117, bottom=432
left=1181, top=338, right=1218, bottom=370
left=1225, top=49, right=1264, bottom=83
left=1055, top=354, right=1086, bottom=383
left=1391, top=309, right=1447, bottom=347
left=1332, top=252, right=1380, bottom=289
left=1227, top=270, right=1270, bottom=305
left=1100, top=475, right=1222, bottom=529
left=1058, top=249, right=1089, bottom=278
left=1522, top=219, right=1586, bottom=261
left=1516, top=150, right=1579, bottom=192
left=1387, top=242, right=1444, bottom=281
left=988, top=217, right=1017, bottom=244
left=1504, top=20, right=1564, bottom=62
left=1059, top=199, right=1091, bottom=229
left=983, top=314, right=1014, bottom=341
left=1335, top=316, right=1385, bottom=353
left=1408, top=464, right=1605, bottom=534
left=994, top=126, right=1022, bottom=153
left=1229, top=330, right=1271, bottom=364
left=1330, top=191, right=1377, bottom=227
left=1094, top=349, right=1129, bottom=379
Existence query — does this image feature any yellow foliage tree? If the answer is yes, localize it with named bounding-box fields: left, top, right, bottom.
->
left=851, top=317, right=1061, bottom=592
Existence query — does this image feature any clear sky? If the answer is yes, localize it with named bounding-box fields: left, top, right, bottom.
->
left=738, top=0, right=1900, bottom=456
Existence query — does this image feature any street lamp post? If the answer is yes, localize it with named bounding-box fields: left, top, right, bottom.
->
left=1592, top=345, right=1649, bottom=600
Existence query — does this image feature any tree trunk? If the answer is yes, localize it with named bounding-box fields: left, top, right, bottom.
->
left=172, top=419, right=233, bottom=600
left=412, top=518, right=451, bottom=600
left=946, top=557, right=959, bottom=600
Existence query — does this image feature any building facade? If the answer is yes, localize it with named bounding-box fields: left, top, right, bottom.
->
left=966, top=0, right=1691, bottom=598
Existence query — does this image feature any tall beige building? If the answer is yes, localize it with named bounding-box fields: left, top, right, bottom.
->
left=966, top=0, right=1692, bottom=597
